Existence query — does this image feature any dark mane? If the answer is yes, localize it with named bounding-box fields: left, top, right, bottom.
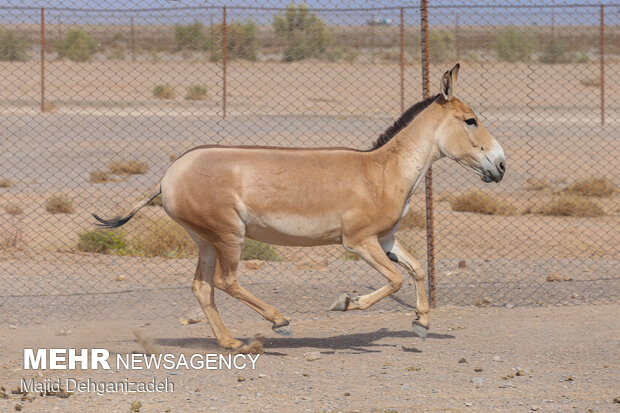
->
left=371, top=94, right=440, bottom=150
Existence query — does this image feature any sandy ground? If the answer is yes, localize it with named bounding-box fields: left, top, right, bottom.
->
left=0, top=304, right=618, bottom=412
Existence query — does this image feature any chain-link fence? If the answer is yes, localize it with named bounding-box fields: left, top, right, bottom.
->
left=0, top=2, right=618, bottom=326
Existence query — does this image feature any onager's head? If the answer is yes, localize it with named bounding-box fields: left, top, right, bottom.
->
left=435, top=64, right=506, bottom=183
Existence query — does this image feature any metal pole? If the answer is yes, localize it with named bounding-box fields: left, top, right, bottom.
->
left=454, top=14, right=460, bottom=60
left=600, top=4, right=605, bottom=126
left=40, top=7, right=45, bottom=113
left=370, top=15, right=375, bottom=65
left=399, top=7, right=404, bottom=113
left=130, top=16, right=135, bottom=62
left=421, top=0, right=436, bottom=308
left=222, top=6, right=227, bottom=119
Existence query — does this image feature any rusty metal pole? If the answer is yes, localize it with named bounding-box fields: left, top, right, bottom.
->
left=40, top=7, right=45, bottom=113
left=420, top=0, right=436, bottom=308
left=399, top=7, right=405, bottom=113
left=600, top=4, right=605, bottom=126
left=454, top=13, right=460, bottom=60
left=370, top=15, right=375, bottom=65
left=130, top=16, right=135, bottom=62
left=222, top=6, right=227, bottom=119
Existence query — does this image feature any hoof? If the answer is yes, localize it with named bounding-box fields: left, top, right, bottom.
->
left=272, top=320, right=293, bottom=336
left=330, top=293, right=351, bottom=311
left=220, top=339, right=244, bottom=350
left=412, top=320, right=428, bottom=338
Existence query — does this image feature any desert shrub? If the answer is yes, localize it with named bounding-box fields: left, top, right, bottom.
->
left=378, top=48, right=401, bottom=62
left=524, top=177, right=550, bottom=191
left=492, top=27, right=537, bottom=63
left=153, top=84, right=176, bottom=99
left=536, top=195, right=604, bottom=217
left=174, top=22, right=207, bottom=51
left=132, top=218, right=197, bottom=258
left=540, top=41, right=573, bottom=64
left=109, top=160, right=148, bottom=175
left=4, top=203, right=23, bottom=215
left=56, top=29, right=98, bottom=62
left=400, top=208, right=426, bottom=230
left=273, top=4, right=333, bottom=62
left=106, top=47, right=125, bottom=60
left=45, top=195, right=73, bottom=214
left=0, top=178, right=11, bottom=188
left=450, top=189, right=516, bottom=216
left=429, top=30, right=455, bottom=63
left=240, top=238, right=283, bottom=261
left=0, top=29, right=28, bottom=61
left=77, top=229, right=129, bottom=254
left=580, top=76, right=601, bottom=87
left=185, top=84, right=208, bottom=100
left=0, top=219, right=23, bottom=249
left=562, top=177, right=616, bottom=197
left=325, top=47, right=358, bottom=62
left=215, top=20, right=259, bottom=61
left=89, top=170, right=110, bottom=183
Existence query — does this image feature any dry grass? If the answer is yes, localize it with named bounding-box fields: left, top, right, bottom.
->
left=436, top=191, right=456, bottom=203
left=450, top=189, right=517, bottom=216
left=4, top=203, right=23, bottom=215
left=0, top=219, right=23, bottom=249
left=535, top=195, right=605, bottom=217
left=562, top=177, right=616, bottom=197
left=400, top=208, right=426, bottom=230
left=88, top=170, right=111, bottom=183
left=109, top=160, right=148, bottom=175
left=153, top=84, right=176, bottom=99
left=133, top=217, right=197, bottom=258
left=524, top=177, right=550, bottom=191
left=45, top=195, right=73, bottom=214
left=185, top=84, right=208, bottom=100
left=341, top=250, right=360, bottom=261
left=580, top=76, right=601, bottom=87
left=0, top=177, right=11, bottom=188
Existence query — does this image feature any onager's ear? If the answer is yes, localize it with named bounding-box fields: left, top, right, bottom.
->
left=440, top=63, right=460, bottom=101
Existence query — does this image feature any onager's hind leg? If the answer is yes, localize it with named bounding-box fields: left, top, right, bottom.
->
left=330, top=237, right=403, bottom=311
left=212, top=236, right=291, bottom=336
left=191, top=240, right=243, bottom=350
left=388, top=237, right=430, bottom=337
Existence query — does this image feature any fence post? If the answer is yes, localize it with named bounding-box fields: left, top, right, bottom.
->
left=370, top=15, right=375, bottom=65
left=454, top=13, right=459, bottom=60
left=420, top=0, right=436, bottom=308
left=130, top=16, right=136, bottom=62
left=222, top=6, right=227, bottom=119
left=40, top=7, right=45, bottom=113
left=600, top=4, right=605, bottom=126
left=399, top=7, right=405, bottom=113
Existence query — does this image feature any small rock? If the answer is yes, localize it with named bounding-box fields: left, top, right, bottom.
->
left=302, top=373, right=309, bottom=377
left=613, top=397, right=620, bottom=403
left=493, top=356, right=502, bottom=362
left=499, top=380, right=515, bottom=388
left=406, top=366, right=420, bottom=371
left=130, top=401, right=142, bottom=412
left=344, top=392, right=351, bottom=396
left=116, top=275, right=125, bottom=281
left=237, top=376, right=245, bottom=382
left=458, top=358, right=468, bottom=363
left=258, top=374, right=266, bottom=378
left=14, top=405, right=21, bottom=412
left=475, top=297, right=492, bottom=307
left=244, top=260, right=263, bottom=270
left=303, top=351, right=321, bottom=362
left=178, top=318, right=188, bottom=326
left=504, top=303, right=514, bottom=309
left=565, top=376, right=574, bottom=382
left=187, top=318, right=202, bottom=325
left=465, top=402, right=473, bottom=407
left=516, top=369, right=526, bottom=376
left=474, top=367, right=483, bottom=372
left=458, top=260, right=466, bottom=269
left=395, top=344, right=404, bottom=351
left=531, top=406, right=539, bottom=411
left=9, top=325, right=16, bottom=329
left=471, top=377, right=484, bottom=388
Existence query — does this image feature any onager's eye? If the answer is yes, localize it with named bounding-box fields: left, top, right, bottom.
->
left=465, top=118, right=478, bottom=128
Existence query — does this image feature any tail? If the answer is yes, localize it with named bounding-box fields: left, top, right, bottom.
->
left=92, top=182, right=162, bottom=228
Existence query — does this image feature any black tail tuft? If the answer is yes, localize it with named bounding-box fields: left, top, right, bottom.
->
left=92, top=213, right=134, bottom=228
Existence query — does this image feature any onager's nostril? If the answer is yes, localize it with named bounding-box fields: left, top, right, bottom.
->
left=496, top=160, right=505, bottom=174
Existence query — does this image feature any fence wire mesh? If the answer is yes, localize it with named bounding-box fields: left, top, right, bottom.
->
left=0, top=1, right=617, bottom=326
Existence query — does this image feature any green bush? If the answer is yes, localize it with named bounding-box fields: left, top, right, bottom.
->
left=152, top=84, right=176, bottom=99
left=174, top=22, right=206, bottom=51
left=56, top=29, right=98, bottom=62
left=273, top=4, right=333, bottom=62
left=208, top=20, right=259, bottom=62
left=0, top=29, right=28, bottom=61
left=240, top=239, right=283, bottom=261
left=429, top=30, right=455, bottom=63
left=492, top=27, right=537, bottom=63
left=77, top=229, right=129, bottom=254
left=539, top=41, right=572, bottom=64
left=325, top=47, right=358, bottom=62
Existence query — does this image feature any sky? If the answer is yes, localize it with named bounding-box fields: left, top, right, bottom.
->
left=0, top=1, right=617, bottom=26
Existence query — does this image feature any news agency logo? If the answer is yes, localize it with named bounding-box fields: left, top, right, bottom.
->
left=24, top=348, right=260, bottom=370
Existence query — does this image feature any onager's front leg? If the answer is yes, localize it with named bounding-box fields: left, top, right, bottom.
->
left=385, top=237, right=430, bottom=338
left=330, top=237, right=403, bottom=311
